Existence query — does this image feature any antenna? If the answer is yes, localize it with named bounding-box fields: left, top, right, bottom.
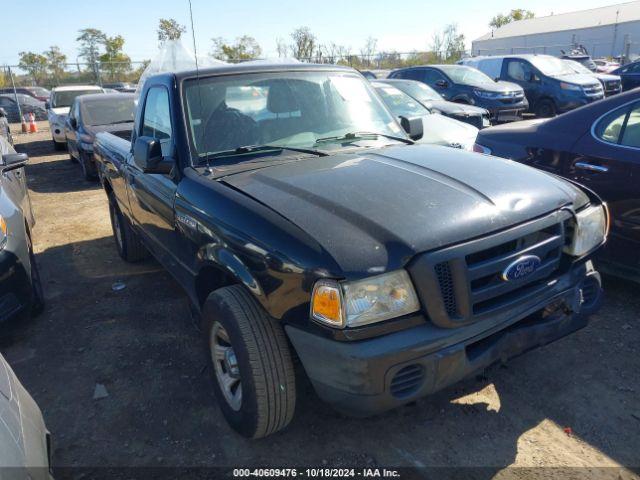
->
left=187, top=0, right=211, bottom=172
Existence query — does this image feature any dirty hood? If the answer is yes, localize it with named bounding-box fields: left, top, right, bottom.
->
left=222, top=145, right=588, bottom=273
left=417, top=114, right=478, bottom=150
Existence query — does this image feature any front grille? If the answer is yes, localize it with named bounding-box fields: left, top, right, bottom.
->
left=499, top=93, right=524, bottom=104
left=390, top=364, right=424, bottom=398
left=409, top=210, right=570, bottom=328
left=584, top=84, right=603, bottom=96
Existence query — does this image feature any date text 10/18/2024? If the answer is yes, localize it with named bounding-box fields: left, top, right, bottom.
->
left=233, top=469, right=401, bottom=478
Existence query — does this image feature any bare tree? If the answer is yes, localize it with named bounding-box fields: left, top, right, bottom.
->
left=276, top=37, right=289, bottom=58
left=360, top=36, right=378, bottom=67
left=290, top=27, right=316, bottom=61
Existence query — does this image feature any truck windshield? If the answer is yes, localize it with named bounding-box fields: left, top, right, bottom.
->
left=52, top=90, right=102, bottom=108
left=81, top=97, right=135, bottom=126
left=529, top=57, right=576, bottom=77
left=182, top=70, right=405, bottom=162
left=438, top=66, right=496, bottom=87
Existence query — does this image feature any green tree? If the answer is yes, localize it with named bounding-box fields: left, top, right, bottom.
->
left=158, top=18, right=186, bottom=42
left=290, top=27, right=316, bottom=60
left=44, top=46, right=67, bottom=85
left=18, top=51, right=48, bottom=85
left=99, top=35, right=131, bottom=81
left=77, top=28, right=106, bottom=82
left=489, top=9, right=535, bottom=29
left=211, top=36, right=262, bottom=61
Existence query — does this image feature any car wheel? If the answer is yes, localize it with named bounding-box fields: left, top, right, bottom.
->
left=53, top=140, right=66, bottom=151
left=202, top=285, right=296, bottom=438
left=108, top=194, right=148, bottom=262
left=26, top=233, right=44, bottom=316
left=80, top=155, right=96, bottom=181
left=535, top=99, right=557, bottom=118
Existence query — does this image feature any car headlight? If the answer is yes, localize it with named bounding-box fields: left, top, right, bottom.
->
left=560, top=82, right=582, bottom=91
left=474, top=89, right=499, bottom=99
left=564, top=204, right=608, bottom=257
left=311, top=270, right=420, bottom=328
left=0, top=215, right=7, bottom=250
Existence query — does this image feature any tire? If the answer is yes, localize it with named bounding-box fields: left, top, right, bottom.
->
left=80, top=154, right=97, bottom=181
left=202, top=285, right=296, bottom=438
left=26, top=232, right=44, bottom=316
left=108, top=194, right=148, bottom=262
left=53, top=140, right=66, bottom=151
left=535, top=99, right=557, bottom=118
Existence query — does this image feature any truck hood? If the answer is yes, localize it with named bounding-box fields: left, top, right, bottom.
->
left=592, top=72, right=620, bottom=82
left=221, top=145, right=587, bottom=274
left=552, top=73, right=600, bottom=87
left=478, top=80, right=523, bottom=94
left=417, top=114, right=478, bottom=150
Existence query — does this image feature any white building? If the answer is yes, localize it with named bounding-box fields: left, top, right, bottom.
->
left=472, top=1, right=640, bottom=59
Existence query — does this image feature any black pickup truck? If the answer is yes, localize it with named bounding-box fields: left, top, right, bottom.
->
left=94, top=62, right=607, bottom=439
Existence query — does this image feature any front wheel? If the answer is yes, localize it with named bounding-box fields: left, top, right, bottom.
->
left=53, top=140, right=66, bottom=151
left=535, top=99, right=557, bottom=118
left=108, top=194, right=148, bottom=262
left=203, top=285, right=296, bottom=438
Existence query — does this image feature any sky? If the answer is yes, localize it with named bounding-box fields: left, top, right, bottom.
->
left=0, top=0, right=626, bottom=66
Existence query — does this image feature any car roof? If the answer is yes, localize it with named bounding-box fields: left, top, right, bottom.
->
left=51, top=85, right=103, bottom=92
left=465, top=54, right=556, bottom=62
left=77, top=92, right=134, bottom=103
left=171, top=62, right=355, bottom=82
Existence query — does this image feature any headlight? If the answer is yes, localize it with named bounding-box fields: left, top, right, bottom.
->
left=560, top=82, right=582, bottom=91
left=311, top=270, right=420, bottom=328
left=0, top=215, right=7, bottom=250
left=474, top=89, right=499, bottom=99
left=564, top=204, right=608, bottom=257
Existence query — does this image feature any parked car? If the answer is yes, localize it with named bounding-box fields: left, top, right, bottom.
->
left=461, top=55, right=604, bottom=117
left=47, top=85, right=104, bottom=150
left=612, top=60, right=640, bottom=91
left=389, top=64, right=528, bottom=122
left=0, top=87, right=50, bottom=102
left=0, top=137, right=44, bottom=324
left=0, top=352, right=53, bottom=478
left=371, top=81, right=478, bottom=150
left=95, top=62, right=605, bottom=438
left=102, top=82, right=136, bottom=93
left=0, top=108, right=11, bottom=145
left=594, top=59, right=620, bottom=74
left=561, top=50, right=597, bottom=72
left=565, top=60, right=622, bottom=96
left=64, top=93, right=135, bottom=180
left=0, top=94, right=47, bottom=123
left=376, top=78, right=491, bottom=129
left=475, top=88, right=639, bottom=280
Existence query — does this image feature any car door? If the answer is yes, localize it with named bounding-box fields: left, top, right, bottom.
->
left=65, top=100, right=80, bottom=158
left=503, top=59, right=542, bottom=107
left=422, top=69, right=453, bottom=100
left=567, top=100, right=640, bottom=270
left=0, top=98, right=18, bottom=123
left=618, top=62, right=640, bottom=91
left=125, top=86, right=180, bottom=268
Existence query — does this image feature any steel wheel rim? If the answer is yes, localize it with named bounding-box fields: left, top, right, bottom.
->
left=210, top=322, right=242, bottom=411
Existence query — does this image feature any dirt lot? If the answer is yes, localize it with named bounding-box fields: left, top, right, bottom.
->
left=2, top=123, right=639, bottom=478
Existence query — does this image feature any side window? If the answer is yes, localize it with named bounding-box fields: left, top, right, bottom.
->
left=422, top=70, right=443, bottom=85
left=506, top=60, right=529, bottom=82
left=595, top=102, right=640, bottom=148
left=142, top=87, right=172, bottom=155
left=400, top=69, right=420, bottom=81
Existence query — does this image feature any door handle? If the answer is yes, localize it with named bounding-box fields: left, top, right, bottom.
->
left=575, top=162, right=609, bottom=173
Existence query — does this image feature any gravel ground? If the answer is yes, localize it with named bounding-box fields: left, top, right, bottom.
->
left=2, top=124, right=639, bottom=479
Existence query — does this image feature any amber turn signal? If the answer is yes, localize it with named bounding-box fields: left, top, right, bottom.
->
left=311, top=280, right=343, bottom=327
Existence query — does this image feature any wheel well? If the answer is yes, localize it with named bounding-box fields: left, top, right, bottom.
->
left=195, top=265, right=238, bottom=306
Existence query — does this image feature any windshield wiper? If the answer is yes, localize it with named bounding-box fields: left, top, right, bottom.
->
left=206, top=144, right=328, bottom=162
left=314, top=131, right=413, bottom=145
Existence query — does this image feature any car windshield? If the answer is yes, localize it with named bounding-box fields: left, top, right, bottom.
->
left=81, top=97, right=135, bottom=126
left=52, top=90, right=102, bottom=108
left=529, top=56, right=577, bottom=77
left=566, top=60, right=592, bottom=75
left=27, top=87, right=50, bottom=97
left=392, top=81, right=441, bottom=102
left=183, top=70, right=405, bottom=162
left=438, top=66, right=495, bottom=87
left=373, top=84, right=429, bottom=117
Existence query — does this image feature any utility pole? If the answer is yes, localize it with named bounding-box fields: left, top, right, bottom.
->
left=612, top=9, right=620, bottom=58
left=7, top=66, right=24, bottom=124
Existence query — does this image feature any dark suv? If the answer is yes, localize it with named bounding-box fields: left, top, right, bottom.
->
left=389, top=65, right=528, bottom=122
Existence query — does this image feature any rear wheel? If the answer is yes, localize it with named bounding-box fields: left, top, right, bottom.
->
left=202, top=285, right=296, bottom=438
left=535, top=99, right=557, bottom=118
left=26, top=233, right=44, bottom=316
left=108, top=194, right=148, bottom=262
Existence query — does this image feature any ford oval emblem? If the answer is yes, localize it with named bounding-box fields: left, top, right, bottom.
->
left=501, top=255, right=541, bottom=282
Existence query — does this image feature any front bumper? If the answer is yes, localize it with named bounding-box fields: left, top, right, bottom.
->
left=485, top=99, right=529, bottom=122
left=287, top=263, right=600, bottom=417
left=0, top=250, right=32, bottom=323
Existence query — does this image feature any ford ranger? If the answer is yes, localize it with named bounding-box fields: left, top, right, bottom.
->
left=94, top=62, right=607, bottom=439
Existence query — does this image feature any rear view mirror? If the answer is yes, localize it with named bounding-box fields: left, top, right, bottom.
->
left=399, top=116, right=424, bottom=141
left=133, top=136, right=172, bottom=174
left=0, top=108, right=6, bottom=118
left=435, top=79, right=449, bottom=89
left=1, top=153, right=28, bottom=171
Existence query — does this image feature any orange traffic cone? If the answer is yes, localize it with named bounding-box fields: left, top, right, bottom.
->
left=21, top=114, right=28, bottom=133
left=28, top=112, right=38, bottom=133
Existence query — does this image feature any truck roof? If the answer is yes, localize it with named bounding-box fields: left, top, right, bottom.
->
left=51, top=85, right=103, bottom=92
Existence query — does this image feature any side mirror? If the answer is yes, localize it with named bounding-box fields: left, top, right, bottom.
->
left=435, top=79, right=449, bottom=89
left=1, top=153, right=28, bottom=171
left=399, top=116, right=424, bottom=141
left=0, top=108, right=6, bottom=118
left=133, top=136, right=173, bottom=174
left=45, top=101, right=50, bottom=110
